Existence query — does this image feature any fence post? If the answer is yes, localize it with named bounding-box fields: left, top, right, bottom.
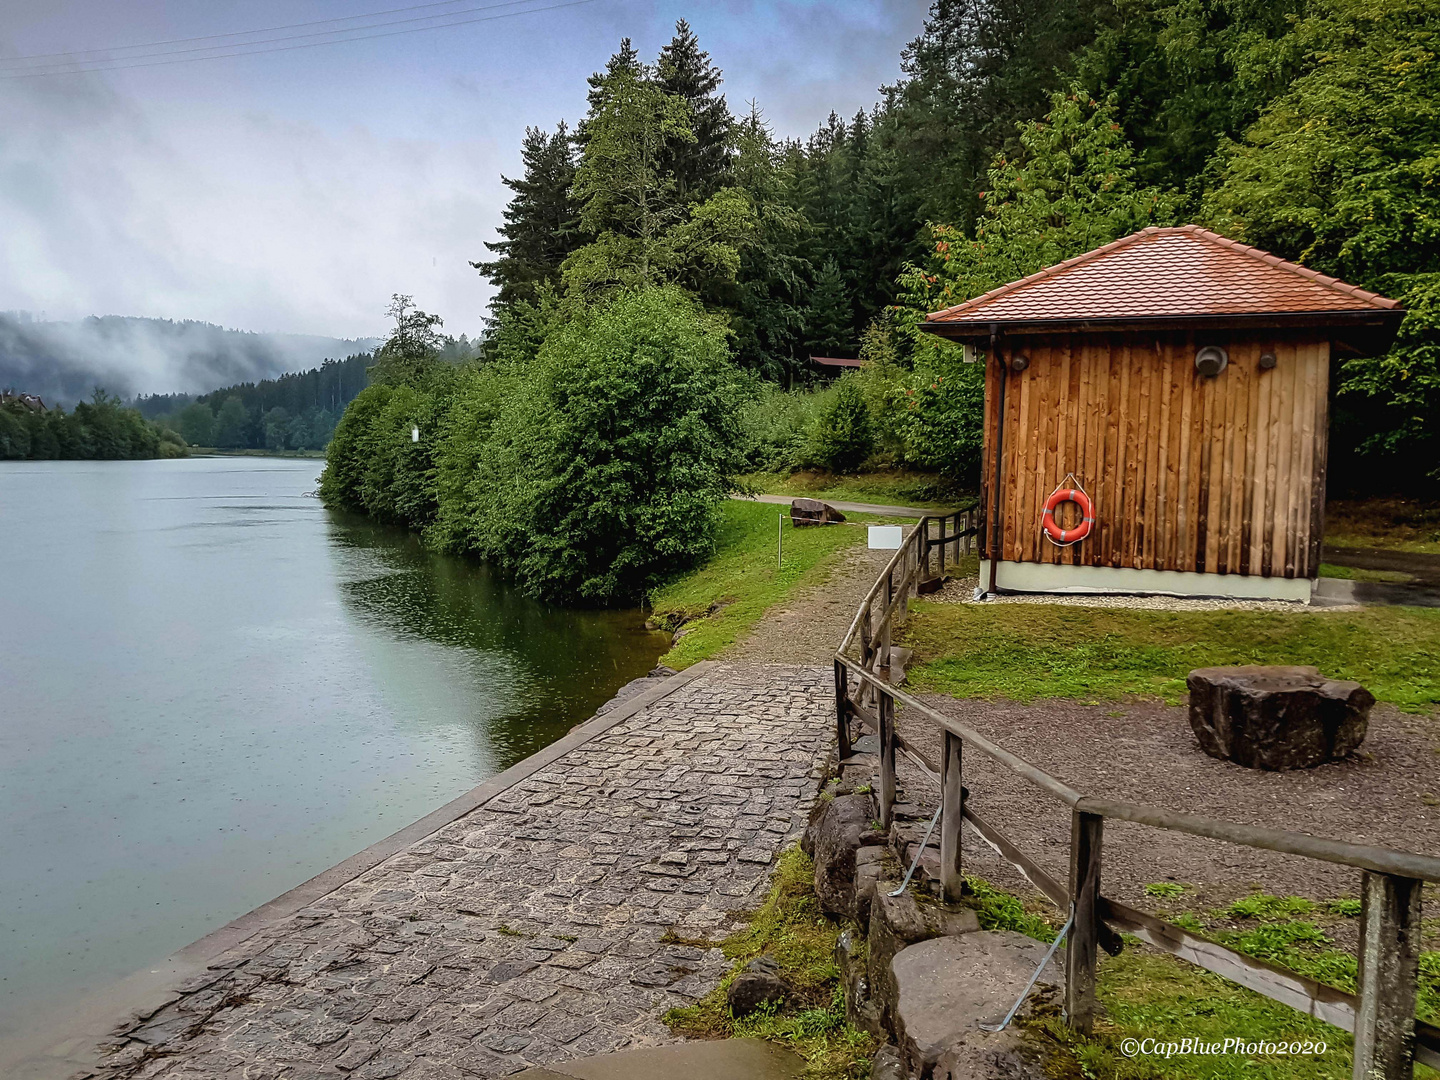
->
left=1352, top=871, right=1422, bottom=1080
left=878, top=689, right=896, bottom=831
left=921, top=516, right=932, bottom=586
left=1065, top=811, right=1104, bottom=1035
left=940, top=729, right=964, bottom=903
left=833, top=659, right=852, bottom=761
left=881, top=570, right=893, bottom=678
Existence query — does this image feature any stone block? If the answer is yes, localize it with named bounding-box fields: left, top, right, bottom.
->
left=790, top=498, right=847, bottom=527
left=806, top=793, right=885, bottom=920
left=727, top=956, right=790, bottom=1017
left=891, top=932, right=1061, bottom=1079
left=868, top=889, right=980, bottom=1035
left=1188, top=665, right=1374, bottom=769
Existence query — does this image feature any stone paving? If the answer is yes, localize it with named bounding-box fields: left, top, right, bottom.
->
left=86, top=663, right=834, bottom=1080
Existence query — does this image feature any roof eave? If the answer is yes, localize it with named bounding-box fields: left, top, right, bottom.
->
left=920, top=308, right=1405, bottom=354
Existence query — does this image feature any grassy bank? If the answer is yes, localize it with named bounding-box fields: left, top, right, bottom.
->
left=665, top=848, right=877, bottom=1079
left=739, top=469, right=973, bottom=511
left=1325, top=497, right=1440, bottom=555
left=1028, top=884, right=1440, bottom=1080
left=649, top=499, right=875, bottom=668
left=900, top=602, right=1440, bottom=711
left=191, top=447, right=328, bottom=459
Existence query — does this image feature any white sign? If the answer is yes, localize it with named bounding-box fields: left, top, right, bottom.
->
left=868, top=525, right=903, bottom=550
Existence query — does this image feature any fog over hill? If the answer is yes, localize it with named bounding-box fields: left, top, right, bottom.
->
left=0, top=312, right=378, bottom=407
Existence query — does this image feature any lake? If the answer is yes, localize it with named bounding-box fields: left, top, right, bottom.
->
left=0, top=456, right=667, bottom=1038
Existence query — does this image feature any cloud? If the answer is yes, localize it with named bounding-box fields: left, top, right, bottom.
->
left=0, top=70, right=503, bottom=341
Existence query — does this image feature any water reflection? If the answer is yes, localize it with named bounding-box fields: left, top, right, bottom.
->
left=326, top=513, right=670, bottom=767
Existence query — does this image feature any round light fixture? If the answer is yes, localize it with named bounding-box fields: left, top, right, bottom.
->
left=1259, top=352, right=1278, bottom=370
left=1010, top=354, right=1030, bottom=372
left=1195, top=345, right=1229, bottom=377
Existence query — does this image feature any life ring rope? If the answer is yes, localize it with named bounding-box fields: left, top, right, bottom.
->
left=1042, top=473, right=1095, bottom=547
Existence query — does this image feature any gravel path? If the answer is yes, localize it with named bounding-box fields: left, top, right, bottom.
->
left=725, top=543, right=893, bottom=665
left=891, top=695, right=1440, bottom=921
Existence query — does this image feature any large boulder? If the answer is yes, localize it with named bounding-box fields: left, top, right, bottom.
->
left=807, top=793, right=886, bottom=919
left=791, top=498, right=847, bottom=527
left=891, top=932, right=1060, bottom=1079
left=868, top=888, right=980, bottom=1035
left=1188, top=665, right=1374, bottom=769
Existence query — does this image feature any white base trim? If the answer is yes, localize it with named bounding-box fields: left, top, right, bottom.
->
left=978, top=560, right=1314, bottom=603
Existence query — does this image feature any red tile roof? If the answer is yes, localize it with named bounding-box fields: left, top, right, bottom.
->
left=924, top=226, right=1399, bottom=329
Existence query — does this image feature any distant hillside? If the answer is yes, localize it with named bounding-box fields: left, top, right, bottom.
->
left=0, top=312, right=378, bottom=407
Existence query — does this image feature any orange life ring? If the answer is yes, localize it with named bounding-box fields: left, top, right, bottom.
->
left=1042, top=486, right=1095, bottom=544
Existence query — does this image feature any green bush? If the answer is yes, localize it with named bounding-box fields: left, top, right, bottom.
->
left=458, top=286, right=744, bottom=603
left=0, top=394, right=177, bottom=461
left=319, top=384, right=396, bottom=511
left=808, top=375, right=874, bottom=473
left=895, top=346, right=984, bottom=478
left=737, top=380, right=827, bottom=472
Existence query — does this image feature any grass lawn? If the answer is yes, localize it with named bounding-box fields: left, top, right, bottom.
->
left=900, top=602, right=1440, bottom=712
left=1317, top=562, right=1417, bottom=583
left=738, top=468, right=974, bottom=511
left=648, top=499, right=875, bottom=668
left=1026, top=885, right=1440, bottom=1079
left=1325, top=497, right=1440, bottom=555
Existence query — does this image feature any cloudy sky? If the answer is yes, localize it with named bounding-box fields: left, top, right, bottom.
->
left=0, top=0, right=931, bottom=342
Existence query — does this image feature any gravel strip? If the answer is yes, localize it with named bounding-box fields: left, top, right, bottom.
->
left=889, top=695, right=1440, bottom=930
left=927, top=573, right=1358, bottom=613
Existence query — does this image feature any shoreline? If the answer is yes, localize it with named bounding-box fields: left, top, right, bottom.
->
left=0, top=663, right=721, bottom=1080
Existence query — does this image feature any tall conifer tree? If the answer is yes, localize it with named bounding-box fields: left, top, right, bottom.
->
left=473, top=124, right=581, bottom=312
left=656, top=20, right=734, bottom=203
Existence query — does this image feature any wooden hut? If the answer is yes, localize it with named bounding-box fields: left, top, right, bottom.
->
left=920, top=226, right=1405, bottom=602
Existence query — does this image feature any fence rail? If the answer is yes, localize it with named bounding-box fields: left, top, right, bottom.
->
left=833, top=513, right=1439, bottom=1078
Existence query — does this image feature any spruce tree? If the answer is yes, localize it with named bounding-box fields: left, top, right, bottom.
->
left=656, top=20, right=734, bottom=203
left=804, top=258, right=855, bottom=358
left=472, top=123, right=581, bottom=312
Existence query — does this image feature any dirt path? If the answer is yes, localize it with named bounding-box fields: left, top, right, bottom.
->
left=725, top=542, right=892, bottom=665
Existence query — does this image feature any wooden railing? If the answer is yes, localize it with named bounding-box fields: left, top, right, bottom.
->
left=833, top=514, right=1440, bottom=1078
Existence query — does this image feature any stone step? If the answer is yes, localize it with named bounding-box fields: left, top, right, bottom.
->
left=512, top=1038, right=805, bottom=1080
left=891, top=931, right=1063, bottom=1078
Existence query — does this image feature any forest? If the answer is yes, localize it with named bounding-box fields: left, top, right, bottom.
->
left=0, top=390, right=187, bottom=461
left=322, top=0, right=1439, bottom=603
left=136, top=351, right=380, bottom=451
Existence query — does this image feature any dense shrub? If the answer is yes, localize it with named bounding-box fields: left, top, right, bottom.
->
left=318, top=384, right=396, bottom=511
left=895, top=347, right=986, bottom=478
left=737, top=380, right=827, bottom=472
left=457, top=287, right=744, bottom=602
left=322, top=286, right=745, bottom=604
left=808, top=375, right=874, bottom=473
left=0, top=394, right=184, bottom=461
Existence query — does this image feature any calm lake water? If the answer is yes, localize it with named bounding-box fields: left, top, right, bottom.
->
left=0, top=456, right=667, bottom=1037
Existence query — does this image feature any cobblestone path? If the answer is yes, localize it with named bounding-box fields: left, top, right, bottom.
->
left=88, top=664, right=833, bottom=1080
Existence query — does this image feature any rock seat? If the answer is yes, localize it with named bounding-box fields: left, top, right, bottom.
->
left=1187, top=664, right=1373, bottom=769
left=891, top=932, right=1059, bottom=1079
left=790, top=498, right=847, bottom=526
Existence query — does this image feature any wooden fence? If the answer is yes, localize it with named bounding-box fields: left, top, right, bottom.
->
left=832, top=513, right=1440, bottom=1078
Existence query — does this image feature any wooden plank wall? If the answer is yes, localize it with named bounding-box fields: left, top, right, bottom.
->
left=980, top=331, right=1331, bottom=580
